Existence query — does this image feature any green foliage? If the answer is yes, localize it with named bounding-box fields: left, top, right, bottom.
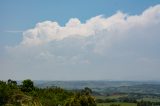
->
left=97, top=103, right=137, bottom=106
left=81, top=87, right=93, bottom=95
left=64, top=88, right=96, bottom=106
left=1, top=79, right=160, bottom=106
left=110, top=104, right=120, bottom=106
left=0, top=80, right=9, bottom=105
left=0, top=79, right=96, bottom=106
left=0, top=79, right=42, bottom=106
left=21, top=79, right=34, bottom=92
left=137, top=100, right=160, bottom=106
left=0, top=79, right=19, bottom=105
left=35, top=87, right=73, bottom=106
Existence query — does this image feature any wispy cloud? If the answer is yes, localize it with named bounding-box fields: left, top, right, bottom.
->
left=4, top=30, right=23, bottom=33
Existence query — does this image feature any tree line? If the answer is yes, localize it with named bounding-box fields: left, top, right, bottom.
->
left=0, top=79, right=96, bottom=106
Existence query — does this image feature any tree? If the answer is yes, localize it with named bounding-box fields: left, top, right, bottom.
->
left=64, top=88, right=96, bottom=106
left=0, top=81, right=8, bottom=105
left=21, top=79, right=34, bottom=92
left=82, top=87, right=92, bottom=95
left=7, top=79, right=17, bottom=89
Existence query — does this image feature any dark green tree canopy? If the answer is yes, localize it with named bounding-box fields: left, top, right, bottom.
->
left=21, top=79, right=34, bottom=92
left=64, top=87, right=96, bottom=106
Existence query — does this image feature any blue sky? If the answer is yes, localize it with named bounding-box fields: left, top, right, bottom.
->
left=0, top=0, right=159, bottom=46
left=0, top=0, right=160, bottom=80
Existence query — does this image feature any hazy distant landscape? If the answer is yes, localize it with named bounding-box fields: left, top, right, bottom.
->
left=34, top=80, right=160, bottom=90
left=35, top=80, right=160, bottom=106
left=1, top=79, right=160, bottom=106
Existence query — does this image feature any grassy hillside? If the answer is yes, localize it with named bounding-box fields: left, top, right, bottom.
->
left=97, top=103, right=136, bottom=106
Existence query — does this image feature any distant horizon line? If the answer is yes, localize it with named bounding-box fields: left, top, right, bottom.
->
left=2, top=79, right=160, bottom=82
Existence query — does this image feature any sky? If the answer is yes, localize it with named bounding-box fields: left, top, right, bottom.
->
left=0, top=0, right=160, bottom=81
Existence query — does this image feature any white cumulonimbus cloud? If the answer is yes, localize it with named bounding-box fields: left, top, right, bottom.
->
left=20, top=4, right=160, bottom=48
left=3, top=4, right=160, bottom=80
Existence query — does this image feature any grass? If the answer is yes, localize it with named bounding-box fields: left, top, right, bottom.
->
left=107, top=94, right=128, bottom=99
left=137, top=97, right=160, bottom=102
left=95, top=94, right=128, bottom=100
left=97, top=103, right=137, bottom=106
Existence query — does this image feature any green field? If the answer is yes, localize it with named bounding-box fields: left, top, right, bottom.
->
left=137, top=97, right=160, bottom=102
left=97, top=103, right=137, bottom=106
left=96, top=94, right=128, bottom=100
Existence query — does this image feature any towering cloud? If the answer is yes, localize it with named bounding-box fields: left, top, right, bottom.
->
left=3, top=4, right=160, bottom=80
left=20, top=5, right=160, bottom=48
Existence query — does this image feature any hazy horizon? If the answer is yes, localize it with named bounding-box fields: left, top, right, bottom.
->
left=1, top=0, right=160, bottom=81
